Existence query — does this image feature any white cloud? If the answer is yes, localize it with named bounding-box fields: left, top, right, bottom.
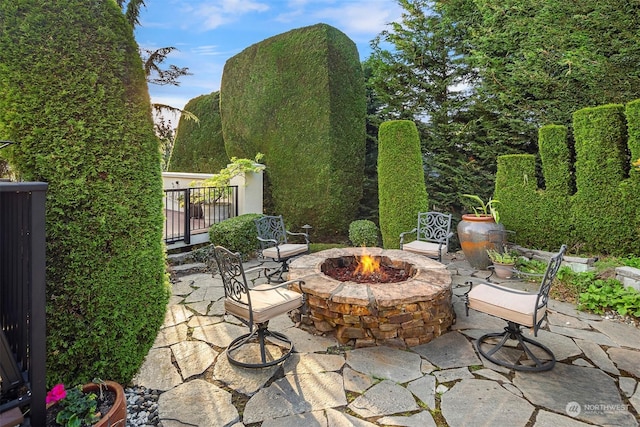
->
left=312, top=1, right=401, bottom=35
left=195, top=0, right=270, bottom=30
left=191, top=45, right=222, bottom=56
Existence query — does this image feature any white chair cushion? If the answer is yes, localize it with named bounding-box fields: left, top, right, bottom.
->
left=467, top=283, right=544, bottom=328
left=262, top=243, right=308, bottom=260
left=225, top=284, right=303, bottom=324
left=402, top=240, right=447, bottom=258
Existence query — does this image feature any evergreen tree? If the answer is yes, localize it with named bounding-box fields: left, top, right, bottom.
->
left=367, top=0, right=503, bottom=213
left=445, top=0, right=640, bottom=148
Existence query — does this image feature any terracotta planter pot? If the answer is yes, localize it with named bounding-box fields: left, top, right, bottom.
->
left=493, top=262, right=515, bottom=279
left=457, top=214, right=505, bottom=269
left=82, top=381, right=127, bottom=427
left=47, top=381, right=126, bottom=427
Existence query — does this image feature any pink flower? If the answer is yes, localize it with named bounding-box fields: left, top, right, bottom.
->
left=46, top=383, right=66, bottom=404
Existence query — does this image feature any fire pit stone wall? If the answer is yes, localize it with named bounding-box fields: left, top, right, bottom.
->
left=288, top=247, right=455, bottom=348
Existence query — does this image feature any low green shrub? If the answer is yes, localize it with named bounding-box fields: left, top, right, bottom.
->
left=349, top=220, right=379, bottom=247
left=208, top=213, right=263, bottom=258
left=579, top=279, right=640, bottom=317
left=621, top=256, right=640, bottom=269
left=310, top=243, right=347, bottom=253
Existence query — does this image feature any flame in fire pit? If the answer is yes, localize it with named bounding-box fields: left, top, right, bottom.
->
left=354, top=254, right=380, bottom=277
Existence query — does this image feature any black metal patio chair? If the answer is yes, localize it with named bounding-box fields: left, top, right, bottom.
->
left=212, top=245, right=306, bottom=368
left=464, top=244, right=567, bottom=371
left=254, top=215, right=310, bottom=282
left=399, top=211, right=453, bottom=262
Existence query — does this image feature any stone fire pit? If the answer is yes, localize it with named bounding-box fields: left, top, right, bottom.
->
left=287, top=247, right=454, bottom=348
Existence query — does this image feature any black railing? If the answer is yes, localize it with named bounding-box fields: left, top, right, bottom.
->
left=0, top=182, right=47, bottom=426
left=163, top=186, right=238, bottom=245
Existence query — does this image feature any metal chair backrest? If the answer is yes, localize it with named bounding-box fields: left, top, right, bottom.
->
left=533, top=244, right=567, bottom=328
left=213, top=246, right=253, bottom=324
left=254, top=215, right=287, bottom=249
left=416, top=212, right=452, bottom=245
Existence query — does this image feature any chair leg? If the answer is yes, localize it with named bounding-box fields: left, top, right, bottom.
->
left=226, top=323, right=295, bottom=368
left=476, top=321, right=555, bottom=372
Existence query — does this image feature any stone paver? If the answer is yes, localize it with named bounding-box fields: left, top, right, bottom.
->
left=548, top=324, right=618, bottom=347
left=242, top=372, right=347, bottom=424
left=434, top=367, right=474, bottom=383
left=441, top=379, right=535, bottom=427
left=158, top=379, right=239, bottom=426
left=212, top=354, right=278, bottom=395
left=412, top=331, right=481, bottom=369
left=406, top=375, right=436, bottom=409
left=534, top=410, right=594, bottom=427
left=129, top=256, right=640, bottom=427
left=162, top=304, right=193, bottom=327
left=377, top=411, right=437, bottom=427
left=283, top=352, right=344, bottom=374
left=348, top=379, right=419, bottom=418
left=346, top=346, right=423, bottom=384
left=343, top=367, right=375, bottom=393
left=132, top=348, right=182, bottom=391
left=171, top=340, right=218, bottom=379
left=514, top=363, right=637, bottom=426
left=152, top=323, right=188, bottom=348
left=607, top=347, right=640, bottom=378
left=591, top=319, right=640, bottom=349
left=574, top=338, right=619, bottom=375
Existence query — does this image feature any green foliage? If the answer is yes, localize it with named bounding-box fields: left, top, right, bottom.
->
left=486, top=249, right=518, bottom=264
left=189, top=154, right=265, bottom=204
left=220, top=23, right=366, bottom=240
left=0, top=1, right=169, bottom=385
left=461, top=194, right=500, bottom=222
left=208, top=214, right=263, bottom=258
left=55, top=386, right=99, bottom=427
left=349, top=220, right=380, bottom=247
left=493, top=154, right=541, bottom=247
left=571, top=104, right=634, bottom=255
left=310, top=243, right=347, bottom=253
left=579, top=280, right=640, bottom=317
left=621, top=257, right=640, bottom=269
left=367, top=0, right=505, bottom=214
left=495, top=101, right=640, bottom=255
left=169, top=92, right=229, bottom=173
left=455, top=0, right=640, bottom=149
left=377, top=120, right=428, bottom=249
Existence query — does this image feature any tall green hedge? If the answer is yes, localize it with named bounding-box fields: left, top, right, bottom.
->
left=571, top=105, right=629, bottom=254
left=168, top=91, right=229, bottom=173
left=0, top=1, right=169, bottom=385
left=378, top=120, right=428, bottom=248
left=219, top=23, right=366, bottom=240
left=495, top=101, right=640, bottom=255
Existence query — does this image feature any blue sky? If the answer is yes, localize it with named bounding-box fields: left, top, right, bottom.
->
left=134, top=0, right=402, bottom=118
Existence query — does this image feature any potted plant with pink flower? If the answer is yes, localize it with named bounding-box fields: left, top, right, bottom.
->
left=45, top=380, right=126, bottom=427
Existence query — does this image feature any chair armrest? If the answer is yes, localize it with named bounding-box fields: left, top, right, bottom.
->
left=256, top=236, right=279, bottom=245
left=286, top=230, right=310, bottom=245
left=251, top=279, right=306, bottom=293
left=399, top=228, right=417, bottom=245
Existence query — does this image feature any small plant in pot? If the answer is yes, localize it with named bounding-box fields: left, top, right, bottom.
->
left=487, top=249, right=519, bottom=279
left=45, top=379, right=126, bottom=427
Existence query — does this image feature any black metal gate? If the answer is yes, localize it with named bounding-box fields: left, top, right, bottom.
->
left=0, top=182, right=47, bottom=426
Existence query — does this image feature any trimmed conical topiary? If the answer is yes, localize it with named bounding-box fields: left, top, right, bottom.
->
left=0, top=1, right=169, bottom=385
left=378, top=120, right=428, bottom=248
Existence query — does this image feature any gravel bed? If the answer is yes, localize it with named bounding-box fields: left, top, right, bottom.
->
left=125, top=386, right=161, bottom=427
